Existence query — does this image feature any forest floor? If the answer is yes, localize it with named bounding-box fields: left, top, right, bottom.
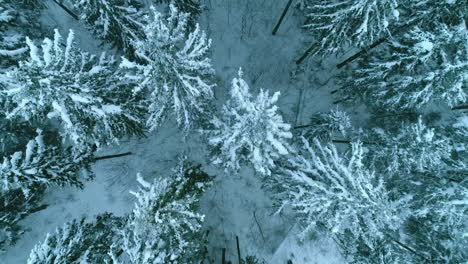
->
left=2, top=0, right=353, bottom=263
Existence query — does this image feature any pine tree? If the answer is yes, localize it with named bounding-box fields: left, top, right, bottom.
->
left=0, top=130, right=94, bottom=194
left=303, top=0, right=400, bottom=56
left=207, top=69, right=292, bottom=176
left=368, top=117, right=453, bottom=178
left=27, top=161, right=212, bottom=263
left=340, top=24, right=467, bottom=110
left=0, top=185, right=47, bottom=252
left=68, top=0, right=146, bottom=57
left=27, top=213, right=124, bottom=264
left=411, top=0, right=467, bottom=28
left=0, top=29, right=146, bottom=150
left=341, top=115, right=468, bottom=263
left=300, top=108, right=351, bottom=142
left=405, top=181, right=468, bottom=263
left=272, top=137, right=410, bottom=261
left=397, top=116, right=468, bottom=263
left=121, top=4, right=215, bottom=131
left=114, top=161, right=211, bottom=263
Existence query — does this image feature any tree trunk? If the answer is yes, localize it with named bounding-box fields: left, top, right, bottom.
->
left=451, top=105, right=468, bottom=110
left=295, top=43, right=316, bottom=64
left=94, top=152, right=133, bottom=161
left=51, top=0, right=79, bottom=20
left=336, top=37, right=386, bottom=68
left=336, top=18, right=422, bottom=68
left=272, top=0, right=294, bottom=35
left=390, top=238, right=429, bottom=262
left=253, top=211, right=266, bottom=243
left=222, top=248, right=226, bottom=264
left=236, top=236, right=242, bottom=264
left=333, top=97, right=350, bottom=104
left=27, top=204, right=49, bottom=216
left=331, top=139, right=376, bottom=145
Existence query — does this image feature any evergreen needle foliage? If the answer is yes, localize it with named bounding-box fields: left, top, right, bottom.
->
left=208, top=69, right=292, bottom=176
left=122, top=4, right=214, bottom=132
left=0, top=29, right=146, bottom=150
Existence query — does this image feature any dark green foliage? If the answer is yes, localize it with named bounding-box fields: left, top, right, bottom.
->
left=26, top=161, right=212, bottom=263
left=0, top=185, right=47, bottom=251
left=0, top=29, right=147, bottom=150
left=69, top=0, right=146, bottom=58
left=243, top=255, right=266, bottom=264
left=339, top=24, right=467, bottom=110
left=300, top=109, right=351, bottom=142
left=154, top=0, right=202, bottom=20
left=27, top=213, right=125, bottom=263
left=0, top=133, right=95, bottom=192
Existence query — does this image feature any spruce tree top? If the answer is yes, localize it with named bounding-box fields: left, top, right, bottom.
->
left=122, top=4, right=215, bottom=132
left=208, top=69, right=292, bottom=176
left=0, top=29, right=146, bottom=150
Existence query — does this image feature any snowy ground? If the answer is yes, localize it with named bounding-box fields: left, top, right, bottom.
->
left=2, top=0, right=348, bottom=263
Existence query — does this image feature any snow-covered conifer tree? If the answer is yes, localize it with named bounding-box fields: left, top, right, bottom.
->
left=301, top=108, right=351, bottom=142
left=154, top=0, right=202, bottom=19
left=368, top=117, right=452, bottom=177
left=0, top=29, right=146, bottom=150
left=401, top=116, right=468, bottom=263
left=114, top=161, right=211, bottom=263
left=412, top=0, right=467, bottom=28
left=0, top=185, right=46, bottom=252
left=122, top=4, right=215, bottom=131
left=405, top=181, right=468, bottom=263
left=303, top=0, right=400, bottom=56
left=0, top=130, right=94, bottom=194
left=27, top=161, right=212, bottom=263
left=207, top=69, right=292, bottom=176
left=272, top=137, right=410, bottom=260
left=27, top=213, right=123, bottom=264
left=341, top=24, right=467, bottom=109
left=68, top=0, right=145, bottom=57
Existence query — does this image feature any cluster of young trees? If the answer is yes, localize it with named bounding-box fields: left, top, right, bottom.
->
left=298, top=0, right=467, bottom=110
left=1, top=0, right=466, bottom=262
left=265, top=0, right=467, bottom=262
left=27, top=161, right=212, bottom=263
left=0, top=0, right=215, bottom=257
left=274, top=110, right=467, bottom=262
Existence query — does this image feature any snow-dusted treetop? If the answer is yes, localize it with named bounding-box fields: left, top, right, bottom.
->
left=304, top=0, right=400, bottom=56
left=27, top=213, right=123, bottom=264
left=0, top=29, right=146, bottom=150
left=154, top=0, right=202, bottom=19
left=69, top=0, right=145, bottom=57
left=368, top=117, right=453, bottom=177
left=117, top=162, right=211, bottom=263
left=342, top=24, right=467, bottom=109
left=1, top=185, right=46, bottom=251
left=273, top=138, right=410, bottom=256
left=0, top=130, right=93, bottom=194
left=208, top=69, right=292, bottom=176
left=27, top=161, right=212, bottom=263
left=302, top=108, right=352, bottom=142
left=122, top=4, right=215, bottom=132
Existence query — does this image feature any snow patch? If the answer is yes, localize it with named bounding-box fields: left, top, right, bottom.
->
left=415, top=41, right=434, bottom=52
left=453, top=115, right=468, bottom=128
left=102, top=105, right=122, bottom=114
